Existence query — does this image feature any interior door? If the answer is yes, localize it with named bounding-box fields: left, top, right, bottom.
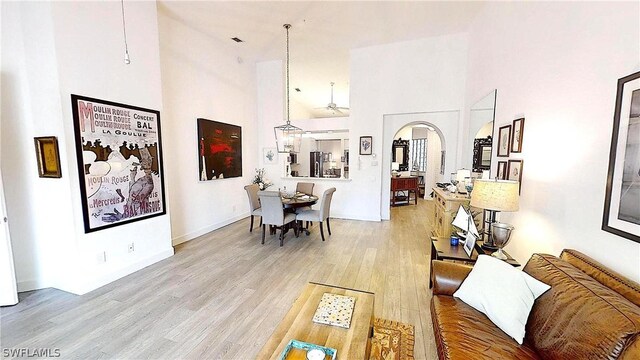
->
left=0, top=172, right=18, bottom=306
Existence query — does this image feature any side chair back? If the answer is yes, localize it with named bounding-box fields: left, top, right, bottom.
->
left=319, top=187, right=336, bottom=221
left=296, top=182, right=315, bottom=195
left=244, top=184, right=261, bottom=212
left=257, top=191, right=285, bottom=226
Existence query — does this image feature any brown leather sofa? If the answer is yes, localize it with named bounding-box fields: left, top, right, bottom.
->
left=430, top=249, right=640, bottom=359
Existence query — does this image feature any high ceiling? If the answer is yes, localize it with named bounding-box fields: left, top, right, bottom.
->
left=158, top=1, right=485, bottom=118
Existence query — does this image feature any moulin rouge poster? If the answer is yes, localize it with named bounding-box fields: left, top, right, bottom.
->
left=71, top=95, right=166, bottom=233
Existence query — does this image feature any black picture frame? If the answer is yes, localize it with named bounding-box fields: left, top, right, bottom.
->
left=497, top=125, right=511, bottom=157
left=496, top=161, right=507, bottom=180
left=507, top=159, right=523, bottom=194
left=71, top=94, right=166, bottom=233
left=511, top=118, right=525, bottom=153
left=360, top=136, right=372, bottom=155
left=602, top=71, right=640, bottom=243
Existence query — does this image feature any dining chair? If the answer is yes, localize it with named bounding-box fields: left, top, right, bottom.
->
left=295, top=187, right=336, bottom=242
left=257, top=191, right=298, bottom=246
left=296, top=182, right=315, bottom=195
left=244, top=184, right=262, bottom=232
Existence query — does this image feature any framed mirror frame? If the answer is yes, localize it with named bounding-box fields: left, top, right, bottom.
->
left=472, top=136, right=492, bottom=172
left=392, top=139, right=410, bottom=171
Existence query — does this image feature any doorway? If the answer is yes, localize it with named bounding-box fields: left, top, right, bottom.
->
left=381, top=111, right=459, bottom=220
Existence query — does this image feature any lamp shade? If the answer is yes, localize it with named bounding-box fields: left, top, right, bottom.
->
left=470, top=179, right=520, bottom=212
left=456, top=169, right=471, bottom=181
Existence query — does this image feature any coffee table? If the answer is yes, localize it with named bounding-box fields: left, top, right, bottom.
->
left=257, top=282, right=375, bottom=360
left=429, top=236, right=520, bottom=288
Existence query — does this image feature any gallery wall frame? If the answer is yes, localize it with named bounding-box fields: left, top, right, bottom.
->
left=496, top=161, right=507, bottom=180
left=602, top=70, right=640, bottom=243
left=507, top=159, right=523, bottom=193
left=197, top=118, right=242, bottom=181
left=71, top=94, right=166, bottom=233
left=497, top=125, right=511, bottom=157
left=511, top=118, right=525, bottom=153
left=34, top=136, right=62, bottom=178
left=359, top=136, right=373, bottom=155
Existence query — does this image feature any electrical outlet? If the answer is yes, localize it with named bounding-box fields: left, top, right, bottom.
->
left=97, top=251, right=106, bottom=263
left=128, top=242, right=134, bottom=253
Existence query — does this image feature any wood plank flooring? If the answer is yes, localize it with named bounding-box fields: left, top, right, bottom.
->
left=1, top=200, right=438, bottom=359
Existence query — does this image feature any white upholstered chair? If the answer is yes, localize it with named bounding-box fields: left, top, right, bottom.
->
left=295, top=187, right=336, bottom=242
left=244, top=184, right=262, bottom=232
left=295, top=182, right=315, bottom=215
left=257, top=191, right=298, bottom=246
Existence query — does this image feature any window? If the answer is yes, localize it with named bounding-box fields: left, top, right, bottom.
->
left=410, top=138, right=427, bottom=171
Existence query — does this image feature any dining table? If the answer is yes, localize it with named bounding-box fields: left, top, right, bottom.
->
left=277, top=193, right=318, bottom=236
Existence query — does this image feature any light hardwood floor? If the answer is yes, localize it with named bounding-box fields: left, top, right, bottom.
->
left=1, top=200, right=438, bottom=359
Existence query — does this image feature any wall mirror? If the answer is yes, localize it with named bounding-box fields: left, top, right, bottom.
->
left=286, top=130, right=349, bottom=179
left=466, top=90, right=497, bottom=173
left=392, top=139, right=410, bottom=171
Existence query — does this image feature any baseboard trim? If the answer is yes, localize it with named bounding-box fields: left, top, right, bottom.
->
left=17, top=278, right=48, bottom=293
left=58, top=248, right=175, bottom=295
left=331, top=212, right=381, bottom=222
left=172, top=212, right=250, bottom=246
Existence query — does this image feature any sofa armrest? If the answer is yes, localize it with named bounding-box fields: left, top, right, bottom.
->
left=432, top=260, right=473, bottom=296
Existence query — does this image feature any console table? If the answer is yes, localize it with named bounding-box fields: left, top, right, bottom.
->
left=431, top=187, right=474, bottom=238
left=391, top=176, right=419, bottom=206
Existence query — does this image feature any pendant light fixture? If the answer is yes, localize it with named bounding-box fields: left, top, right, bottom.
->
left=274, top=24, right=303, bottom=153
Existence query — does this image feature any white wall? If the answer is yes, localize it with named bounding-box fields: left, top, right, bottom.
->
left=351, top=34, right=468, bottom=220
left=1, top=1, right=174, bottom=295
left=257, top=34, right=468, bottom=221
left=157, top=6, right=258, bottom=245
left=465, top=1, right=640, bottom=281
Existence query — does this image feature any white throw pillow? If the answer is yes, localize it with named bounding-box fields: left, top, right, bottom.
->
left=453, top=255, right=550, bottom=344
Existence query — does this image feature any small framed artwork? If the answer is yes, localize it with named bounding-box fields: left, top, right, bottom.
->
left=263, top=147, right=277, bottom=165
left=359, top=136, right=372, bottom=155
left=496, top=161, right=507, bottom=180
left=463, top=232, right=477, bottom=257
left=497, top=125, right=511, bottom=157
left=34, top=136, right=62, bottom=178
left=511, top=118, right=525, bottom=153
left=602, top=70, right=640, bottom=243
left=507, top=159, right=524, bottom=192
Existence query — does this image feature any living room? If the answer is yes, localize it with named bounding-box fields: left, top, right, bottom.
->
left=1, top=1, right=639, bottom=359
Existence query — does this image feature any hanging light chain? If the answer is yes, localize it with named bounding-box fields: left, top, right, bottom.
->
left=284, top=24, right=291, bottom=125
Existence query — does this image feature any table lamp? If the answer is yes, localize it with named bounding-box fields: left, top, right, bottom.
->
left=470, top=179, right=520, bottom=250
left=391, top=162, right=400, bottom=177
left=456, top=169, right=471, bottom=193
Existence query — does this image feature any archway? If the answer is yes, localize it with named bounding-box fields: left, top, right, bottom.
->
left=381, top=111, right=459, bottom=220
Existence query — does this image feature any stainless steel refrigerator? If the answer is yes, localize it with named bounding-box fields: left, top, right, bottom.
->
left=310, top=151, right=325, bottom=178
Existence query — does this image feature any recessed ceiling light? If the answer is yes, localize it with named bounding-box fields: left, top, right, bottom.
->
left=231, top=37, right=243, bottom=43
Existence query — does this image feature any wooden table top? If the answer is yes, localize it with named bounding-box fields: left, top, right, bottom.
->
left=431, top=236, right=520, bottom=267
left=281, top=194, right=319, bottom=209
left=257, top=282, right=375, bottom=360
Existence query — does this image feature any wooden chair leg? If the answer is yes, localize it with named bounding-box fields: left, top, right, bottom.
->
left=261, top=224, right=266, bottom=244
left=250, top=215, right=254, bottom=232
left=294, top=222, right=299, bottom=238
left=320, top=222, right=325, bottom=242
left=260, top=217, right=263, bottom=226
left=280, top=228, right=284, bottom=247
left=327, top=217, right=331, bottom=235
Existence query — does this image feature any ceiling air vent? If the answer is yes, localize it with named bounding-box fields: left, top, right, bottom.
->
left=231, top=37, right=243, bottom=43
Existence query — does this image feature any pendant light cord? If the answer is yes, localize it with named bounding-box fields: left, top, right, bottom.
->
left=121, top=0, right=130, bottom=61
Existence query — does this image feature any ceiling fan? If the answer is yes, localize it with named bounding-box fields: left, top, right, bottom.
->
left=315, top=82, right=350, bottom=115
